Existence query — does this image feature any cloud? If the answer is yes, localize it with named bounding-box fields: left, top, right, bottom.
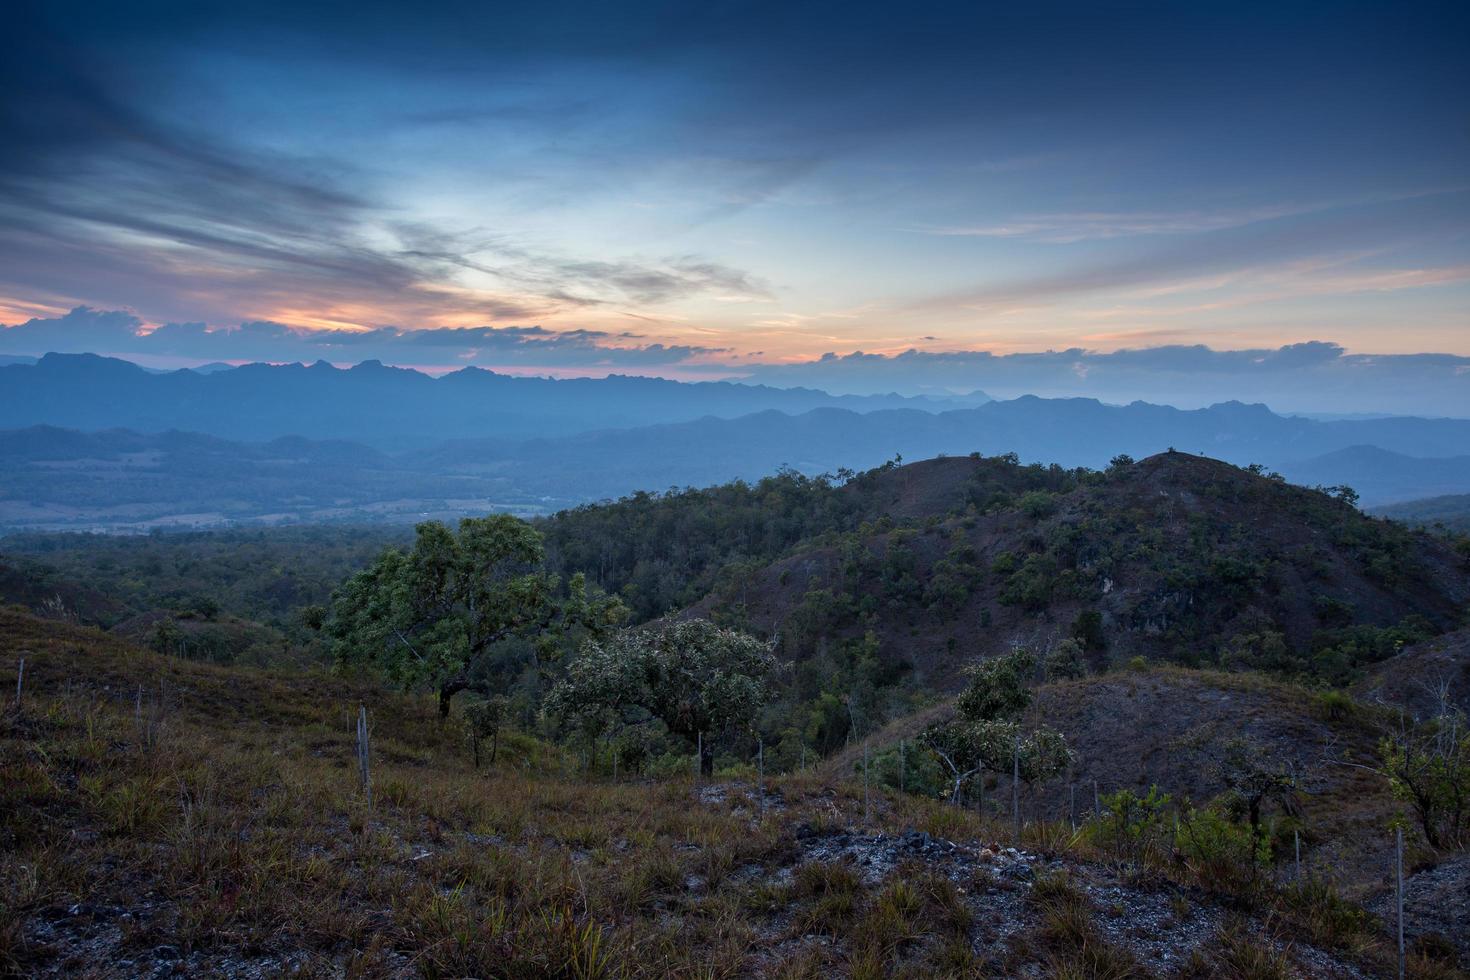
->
left=920, top=205, right=1314, bottom=243
left=0, top=5, right=770, bottom=331
left=0, top=307, right=726, bottom=368
left=739, top=342, right=1470, bottom=417
left=3, top=308, right=1467, bottom=416
left=917, top=191, right=1470, bottom=315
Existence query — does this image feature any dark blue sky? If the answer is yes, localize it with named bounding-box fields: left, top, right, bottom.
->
left=1, top=0, right=1466, bottom=389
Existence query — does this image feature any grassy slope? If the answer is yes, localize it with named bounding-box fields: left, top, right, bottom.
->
left=826, top=668, right=1399, bottom=894
left=2, top=609, right=1459, bottom=978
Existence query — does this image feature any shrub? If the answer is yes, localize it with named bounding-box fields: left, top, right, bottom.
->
left=1310, top=690, right=1359, bottom=724
left=1174, top=807, right=1266, bottom=893
left=1089, top=786, right=1172, bottom=866
left=1044, top=640, right=1087, bottom=681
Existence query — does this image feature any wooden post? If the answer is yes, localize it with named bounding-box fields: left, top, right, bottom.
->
left=357, top=704, right=372, bottom=810
left=13, top=657, right=23, bottom=712
left=696, top=731, right=703, bottom=783
left=1012, top=737, right=1021, bottom=846
left=800, top=742, right=806, bottom=772
left=899, top=739, right=905, bottom=794
left=1294, top=828, right=1300, bottom=881
left=863, top=742, right=870, bottom=824
left=757, top=737, right=765, bottom=817
left=1069, top=783, right=1076, bottom=831
left=1396, top=826, right=1405, bottom=980
left=1093, top=779, right=1100, bottom=816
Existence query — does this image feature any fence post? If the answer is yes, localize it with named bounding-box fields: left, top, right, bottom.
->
left=863, top=742, right=870, bottom=824
left=696, top=731, right=703, bottom=783
left=758, top=737, right=765, bottom=816
left=1396, top=826, right=1405, bottom=980
left=13, top=656, right=23, bottom=712
left=1069, top=783, right=1076, bottom=831
left=899, top=739, right=905, bottom=794
left=1294, top=828, right=1301, bottom=881
left=1012, top=736, right=1021, bottom=846
left=357, top=704, right=372, bottom=811
left=1093, top=779, right=1100, bottom=816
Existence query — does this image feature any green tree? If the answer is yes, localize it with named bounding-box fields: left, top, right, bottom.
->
left=1208, top=736, right=1302, bottom=841
left=922, top=648, right=1070, bottom=805
left=1375, top=711, right=1470, bottom=850
left=151, top=616, right=183, bottom=657
left=1043, top=639, right=1087, bottom=681
left=327, top=516, right=624, bottom=716
left=955, top=648, right=1036, bottom=722
left=464, top=695, right=509, bottom=768
left=546, top=619, right=777, bottom=775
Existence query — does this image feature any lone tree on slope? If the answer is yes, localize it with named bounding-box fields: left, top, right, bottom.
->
left=922, top=648, right=1072, bottom=805
left=546, top=618, right=778, bottom=775
left=327, top=515, right=625, bottom=717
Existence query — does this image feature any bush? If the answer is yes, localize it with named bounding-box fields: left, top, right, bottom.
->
left=1043, top=640, right=1087, bottom=682
left=1089, top=786, right=1172, bottom=866
left=1174, top=807, right=1267, bottom=892
left=1310, top=690, right=1359, bottom=724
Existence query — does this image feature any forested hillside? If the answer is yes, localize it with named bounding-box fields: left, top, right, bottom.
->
left=689, top=453, right=1469, bottom=701
left=539, top=454, right=1089, bottom=622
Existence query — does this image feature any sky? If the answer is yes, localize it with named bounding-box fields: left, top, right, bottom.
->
left=1, top=0, right=1467, bottom=405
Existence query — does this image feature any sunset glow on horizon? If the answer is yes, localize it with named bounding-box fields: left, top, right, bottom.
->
left=2, top=0, right=1467, bottom=386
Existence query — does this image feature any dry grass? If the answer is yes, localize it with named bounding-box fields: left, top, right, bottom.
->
left=1, top=608, right=1462, bottom=979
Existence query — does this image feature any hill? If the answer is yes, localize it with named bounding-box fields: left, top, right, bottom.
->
left=1373, top=494, right=1470, bottom=533
left=1356, top=628, right=1470, bottom=720
left=9, top=391, right=1470, bottom=530
left=686, top=452, right=1470, bottom=693
left=538, top=454, right=1086, bottom=621
left=822, top=666, right=1394, bottom=883
left=417, top=397, right=1470, bottom=505
left=1278, top=446, right=1470, bottom=506
left=0, top=353, right=950, bottom=450
left=0, top=608, right=1443, bottom=977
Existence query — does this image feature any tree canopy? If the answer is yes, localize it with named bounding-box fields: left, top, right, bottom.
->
left=546, top=618, right=778, bottom=773
left=326, top=515, right=625, bottom=715
left=922, top=647, right=1070, bottom=804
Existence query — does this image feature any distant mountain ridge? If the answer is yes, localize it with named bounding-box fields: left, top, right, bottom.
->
left=0, top=352, right=979, bottom=449
left=418, top=396, right=1470, bottom=502
left=4, top=390, right=1470, bottom=530
left=1277, top=445, right=1470, bottom=505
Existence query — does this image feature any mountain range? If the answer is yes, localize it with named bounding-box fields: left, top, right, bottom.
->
left=0, top=353, right=978, bottom=449
left=3, top=399, right=1470, bottom=531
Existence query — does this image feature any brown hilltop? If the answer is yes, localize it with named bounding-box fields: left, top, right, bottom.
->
left=688, top=451, right=1470, bottom=689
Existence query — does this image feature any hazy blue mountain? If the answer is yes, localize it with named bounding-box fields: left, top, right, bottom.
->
left=5, top=395, right=1470, bottom=530
left=0, top=353, right=978, bottom=449
left=415, top=398, right=1470, bottom=502
left=1372, top=494, right=1470, bottom=532
left=1277, top=446, right=1470, bottom=505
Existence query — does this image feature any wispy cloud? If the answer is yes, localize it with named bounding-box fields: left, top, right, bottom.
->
left=916, top=191, right=1470, bottom=314
left=0, top=308, right=728, bottom=368
left=0, top=9, right=771, bottom=334
left=920, top=205, right=1311, bottom=243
